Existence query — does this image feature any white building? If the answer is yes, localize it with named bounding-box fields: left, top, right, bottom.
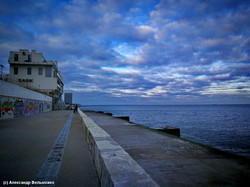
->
left=8, top=49, right=64, bottom=109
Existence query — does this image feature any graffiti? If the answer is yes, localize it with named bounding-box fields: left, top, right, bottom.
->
left=14, top=99, right=24, bottom=117
left=44, top=102, right=51, bottom=111
left=24, top=100, right=40, bottom=115
left=39, top=101, right=51, bottom=112
left=0, top=96, right=52, bottom=119
left=39, top=103, right=44, bottom=112
left=0, top=98, right=15, bottom=119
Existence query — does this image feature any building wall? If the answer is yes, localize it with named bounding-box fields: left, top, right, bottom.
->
left=8, top=49, right=64, bottom=110
left=30, top=50, right=44, bottom=62
left=9, top=49, right=44, bottom=63
left=0, top=80, right=52, bottom=119
left=10, top=65, right=57, bottom=90
left=8, top=49, right=63, bottom=94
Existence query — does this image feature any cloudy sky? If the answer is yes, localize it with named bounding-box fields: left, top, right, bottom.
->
left=0, top=0, right=250, bottom=105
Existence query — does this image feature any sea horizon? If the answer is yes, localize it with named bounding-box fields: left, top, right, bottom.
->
left=83, top=103, right=250, bottom=106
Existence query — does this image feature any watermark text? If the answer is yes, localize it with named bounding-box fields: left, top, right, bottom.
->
left=2, top=180, right=55, bottom=186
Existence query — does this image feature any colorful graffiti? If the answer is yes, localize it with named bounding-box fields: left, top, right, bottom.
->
left=14, top=99, right=24, bottom=117
left=39, top=103, right=44, bottom=112
left=24, top=100, right=40, bottom=115
left=44, top=102, right=51, bottom=111
left=0, top=98, right=15, bottom=119
left=0, top=96, right=52, bottom=119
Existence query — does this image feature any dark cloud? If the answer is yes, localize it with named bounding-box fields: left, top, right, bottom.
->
left=231, top=64, right=250, bottom=77
left=0, top=0, right=53, bottom=18
left=0, top=0, right=249, bottom=104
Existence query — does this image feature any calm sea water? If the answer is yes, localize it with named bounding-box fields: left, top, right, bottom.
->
left=81, top=105, right=250, bottom=159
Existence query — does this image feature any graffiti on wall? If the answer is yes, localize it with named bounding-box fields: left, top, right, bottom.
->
left=0, top=97, right=15, bottom=119
left=44, top=102, right=51, bottom=111
left=39, top=103, right=44, bottom=112
left=14, top=99, right=24, bottom=117
left=0, top=96, right=52, bottom=119
left=23, top=100, right=40, bottom=115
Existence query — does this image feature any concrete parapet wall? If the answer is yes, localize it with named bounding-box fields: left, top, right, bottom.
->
left=78, top=109, right=159, bottom=187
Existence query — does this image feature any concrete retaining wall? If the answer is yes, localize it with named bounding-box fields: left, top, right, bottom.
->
left=78, top=109, right=159, bottom=187
left=0, top=80, right=51, bottom=101
left=0, top=80, right=52, bottom=119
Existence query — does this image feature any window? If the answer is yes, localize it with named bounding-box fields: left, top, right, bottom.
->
left=53, top=71, right=57, bottom=77
left=38, top=68, right=43, bottom=75
left=14, top=67, right=18, bottom=75
left=45, top=66, right=52, bottom=77
left=14, top=54, right=19, bottom=61
left=28, top=54, right=31, bottom=62
left=27, top=67, right=32, bottom=75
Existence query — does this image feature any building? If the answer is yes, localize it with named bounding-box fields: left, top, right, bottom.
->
left=64, top=93, right=72, bottom=104
left=8, top=49, right=64, bottom=109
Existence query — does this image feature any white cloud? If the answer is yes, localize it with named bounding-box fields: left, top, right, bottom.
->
left=1, top=0, right=250, bottom=104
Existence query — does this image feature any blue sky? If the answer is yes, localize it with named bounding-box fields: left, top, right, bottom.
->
left=0, top=0, right=250, bottom=105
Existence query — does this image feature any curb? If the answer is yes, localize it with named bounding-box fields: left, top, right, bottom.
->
left=78, top=109, right=159, bottom=187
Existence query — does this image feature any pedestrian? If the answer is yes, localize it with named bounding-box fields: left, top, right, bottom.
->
left=74, top=104, right=78, bottom=113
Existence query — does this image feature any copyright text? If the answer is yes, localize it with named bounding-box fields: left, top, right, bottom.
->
left=2, top=180, right=55, bottom=185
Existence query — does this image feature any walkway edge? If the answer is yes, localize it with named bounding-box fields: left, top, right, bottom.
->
left=78, top=109, right=159, bottom=187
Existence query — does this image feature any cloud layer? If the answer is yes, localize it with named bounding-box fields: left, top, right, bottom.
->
left=0, top=0, right=250, bottom=104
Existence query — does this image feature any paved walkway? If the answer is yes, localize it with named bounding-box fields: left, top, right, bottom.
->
left=84, top=111, right=250, bottom=187
left=0, top=111, right=99, bottom=187
left=1, top=110, right=250, bottom=186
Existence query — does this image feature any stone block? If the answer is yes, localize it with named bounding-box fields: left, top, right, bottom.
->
left=116, top=116, right=130, bottom=121
left=157, top=126, right=180, bottom=137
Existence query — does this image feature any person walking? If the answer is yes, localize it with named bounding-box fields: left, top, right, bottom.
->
left=74, top=104, right=78, bottom=113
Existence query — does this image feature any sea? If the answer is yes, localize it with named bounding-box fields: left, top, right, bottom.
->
left=81, top=105, right=250, bottom=159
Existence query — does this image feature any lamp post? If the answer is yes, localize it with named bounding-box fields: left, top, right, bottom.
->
left=0, top=64, right=4, bottom=79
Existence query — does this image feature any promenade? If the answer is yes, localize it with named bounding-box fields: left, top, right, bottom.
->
left=0, top=111, right=99, bottom=187
left=1, top=110, right=250, bottom=186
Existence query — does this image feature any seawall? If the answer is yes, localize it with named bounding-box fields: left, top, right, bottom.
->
left=79, top=109, right=250, bottom=186
left=0, top=80, right=52, bottom=119
left=78, top=108, right=159, bottom=187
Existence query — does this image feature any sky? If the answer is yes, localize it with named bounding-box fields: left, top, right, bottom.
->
left=0, top=0, right=250, bottom=105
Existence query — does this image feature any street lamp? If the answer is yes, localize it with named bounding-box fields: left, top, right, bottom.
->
left=0, top=64, right=4, bottom=79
